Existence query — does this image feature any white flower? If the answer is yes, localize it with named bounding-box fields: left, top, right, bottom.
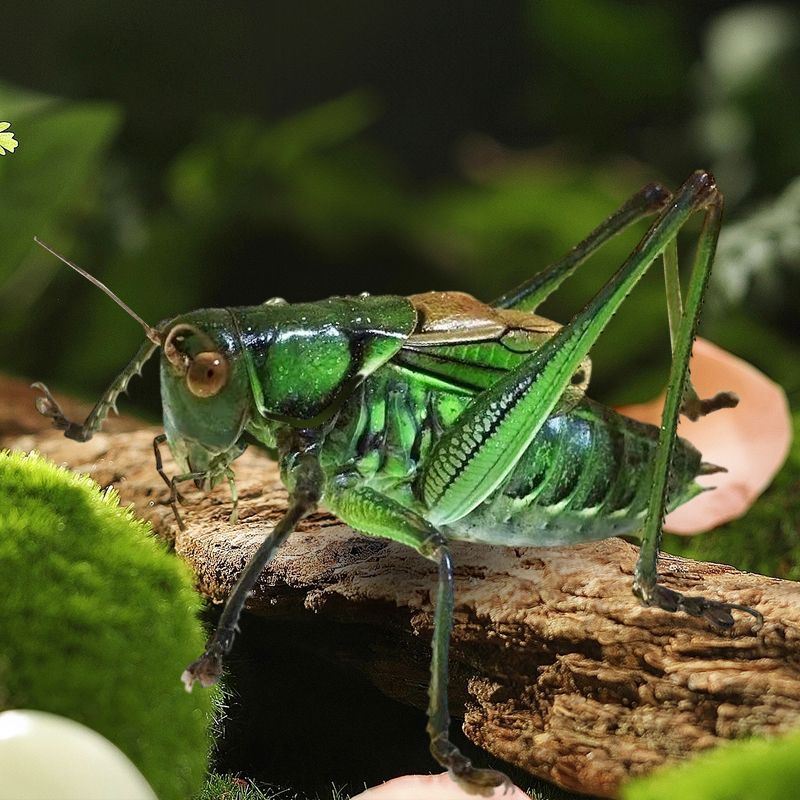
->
left=0, top=122, right=19, bottom=155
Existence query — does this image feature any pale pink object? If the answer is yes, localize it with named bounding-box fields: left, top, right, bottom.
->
left=351, top=772, right=530, bottom=800
left=618, top=338, right=791, bottom=534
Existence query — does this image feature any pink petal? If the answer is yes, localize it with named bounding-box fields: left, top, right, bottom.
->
left=618, top=338, right=791, bottom=534
left=351, top=772, right=529, bottom=800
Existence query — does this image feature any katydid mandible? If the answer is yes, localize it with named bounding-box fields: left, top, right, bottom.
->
left=33, top=171, right=762, bottom=788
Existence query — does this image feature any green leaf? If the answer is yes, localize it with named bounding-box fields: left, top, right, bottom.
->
left=0, top=81, right=121, bottom=282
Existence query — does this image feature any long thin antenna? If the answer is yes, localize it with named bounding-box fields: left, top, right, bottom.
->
left=34, top=236, right=161, bottom=344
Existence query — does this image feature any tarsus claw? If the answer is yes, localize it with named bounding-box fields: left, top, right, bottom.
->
left=430, top=734, right=509, bottom=789
left=182, top=632, right=234, bottom=691
left=681, top=390, right=739, bottom=421
left=181, top=650, right=224, bottom=692
left=644, top=584, right=763, bottom=631
left=32, top=382, right=67, bottom=425
left=31, top=382, right=88, bottom=441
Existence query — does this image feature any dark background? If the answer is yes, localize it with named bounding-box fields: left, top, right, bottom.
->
left=2, top=0, right=799, bottom=416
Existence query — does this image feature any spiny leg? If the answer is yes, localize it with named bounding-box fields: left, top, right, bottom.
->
left=422, top=172, right=733, bottom=526
left=632, top=181, right=762, bottom=628
left=182, top=452, right=323, bottom=690
left=426, top=536, right=509, bottom=788
left=328, top=485, right=507, bottom=788
left=153, top=433, right=186, bottom=526
left=152, top=434, right=211, bottom=531
left=492, top=181, right=672, bottom=312
left=491, top=179, right=733, bottom=421
left=32, top=338, right=157, bottom=441
left=226, top=468, right=239, bottom=524
left=153, top=436, right=241, bottom=528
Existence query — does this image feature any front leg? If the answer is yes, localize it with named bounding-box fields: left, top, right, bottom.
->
left=182, top=450, right=323, bottom=689
left=33, top=338, right=158, bottom=440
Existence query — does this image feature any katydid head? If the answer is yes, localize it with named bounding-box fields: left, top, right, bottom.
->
left=33, top=238, right=252, bottom=486
left=158, top=310, right=252, bottom=484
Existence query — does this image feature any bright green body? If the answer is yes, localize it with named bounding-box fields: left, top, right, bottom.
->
left=161, top=291, right=703, bottom=551
left=321, top=344, right=703, bottom=549
left=325, top=380, right=701, bottom=548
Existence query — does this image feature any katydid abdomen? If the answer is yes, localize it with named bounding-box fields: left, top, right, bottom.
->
left=448, top=398, right=703, bottom=547
left=322, top=368, right=704, bottom=548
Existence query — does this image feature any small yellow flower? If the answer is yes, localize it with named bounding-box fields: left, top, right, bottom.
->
left=0, top=122, right=19, bottom=155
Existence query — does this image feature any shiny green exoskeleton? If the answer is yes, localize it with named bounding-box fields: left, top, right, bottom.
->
left=34, top=172, right=762, bottom=788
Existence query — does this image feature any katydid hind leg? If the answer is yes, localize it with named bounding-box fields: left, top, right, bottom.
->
left=492, top=181, right=672, bottom=312
left=662, top=238, right=739, bottom=421
left=492, top=178, right=734, bottom=420
left=422, top=172, right=728, bottom=528
left=182, top=453, right=323, bottom=690
left=490, top=173, right=734, bottom=420
left=632, top=179, right=762, bottom=629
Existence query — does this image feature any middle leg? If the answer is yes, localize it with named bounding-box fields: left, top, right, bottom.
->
left=328, top=484, right=508, bottom=788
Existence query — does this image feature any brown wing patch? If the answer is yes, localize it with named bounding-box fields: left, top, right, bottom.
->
left=408, top=291, right=558, bottom=346
left=402, top=291, right=592, bottom=406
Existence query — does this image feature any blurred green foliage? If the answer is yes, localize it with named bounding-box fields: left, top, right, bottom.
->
left=622, top=728, right=800, bottom=800
left=1, top=1, right=798, bottom=415
left=0, top=82, right=119, bottom=342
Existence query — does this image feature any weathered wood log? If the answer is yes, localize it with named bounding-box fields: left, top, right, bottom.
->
left=3, top=374, right=800, bottom=798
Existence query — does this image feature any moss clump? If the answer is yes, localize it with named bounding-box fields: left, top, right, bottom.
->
left=0, top=450, right=213, bottom=800
left=622, top=728, right=800, bottom=800
left=663, top=410, right=800, bottom=580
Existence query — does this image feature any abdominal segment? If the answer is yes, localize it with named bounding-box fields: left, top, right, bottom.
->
left=445, top=398, right=703, bottom=547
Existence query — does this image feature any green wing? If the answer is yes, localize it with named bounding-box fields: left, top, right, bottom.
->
left=393, top=291, right=591, bottom=407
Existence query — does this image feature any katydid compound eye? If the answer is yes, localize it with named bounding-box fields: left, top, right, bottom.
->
left=164, top=324, right=201, bottom=370
left=186, top=351, right=229, bottom=397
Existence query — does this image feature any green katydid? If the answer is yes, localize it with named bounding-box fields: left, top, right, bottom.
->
left=33, top=170, right=761, bottom=787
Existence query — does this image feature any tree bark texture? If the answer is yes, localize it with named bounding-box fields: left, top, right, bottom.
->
left=3, top=374, right=800, bottom=798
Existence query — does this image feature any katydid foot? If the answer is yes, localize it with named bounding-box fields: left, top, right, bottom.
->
left=635, top=583, right=764, bottom=630
left=181, top=630, right=234, bottom=690
left=681, top=389, right=739, bottom=421
left=430, top=735, right=510, bottom=790
left=31, top=382, right=89, bottom=441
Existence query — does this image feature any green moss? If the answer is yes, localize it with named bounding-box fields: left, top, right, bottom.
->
left=663, top=410, right=800, bottom=580
left=195, top=774, right=277, bottom=800
left=0, top=450, right=213, bottom=800
left=622, top=728, right=800, bottom=800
